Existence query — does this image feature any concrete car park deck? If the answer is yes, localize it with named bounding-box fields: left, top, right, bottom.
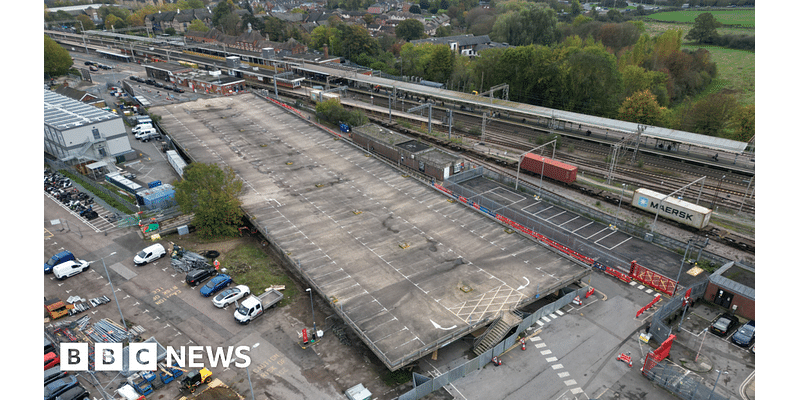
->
left=152, top=93, right=590, bottom=370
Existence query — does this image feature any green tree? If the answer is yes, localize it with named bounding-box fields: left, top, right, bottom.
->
left=75, top=15, right=95, bottom=32
left=681, top=93, right=738, bottom=136
left=686, top=12, right=721, bottom=44
left=212, top=0, right=234, bottom=27
left=617, top=90, right=667, bottom=126
left=187, top=19, right=210, bottom=33
left=396, top=18, right=426, bottom=41
left=174, top=163, right=245, bottom=239
left=490, top=6, right=558, bottom=46
left=44, top=35, right=73, bottom=77
left=728, top=104, right=755, bottom=142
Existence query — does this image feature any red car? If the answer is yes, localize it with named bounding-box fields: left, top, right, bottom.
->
left=45, top=352, right=60, bottom=370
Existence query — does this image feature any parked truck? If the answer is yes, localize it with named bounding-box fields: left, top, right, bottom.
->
left=234, top=288, right=283, bottom=324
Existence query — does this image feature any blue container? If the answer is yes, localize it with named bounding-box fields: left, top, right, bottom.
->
left=148, top=180, right=162, bottom=188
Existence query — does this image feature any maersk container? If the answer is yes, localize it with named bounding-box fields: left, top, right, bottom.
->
left=631, top=188, right=712, bottom=230
left=520, top=154, right=578, bottom=184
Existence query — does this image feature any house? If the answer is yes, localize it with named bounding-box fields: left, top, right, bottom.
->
left=145, top=8, right=213, bottom=35
left=410, top=34, right=502, bottom=54
left=368, top=3, right=388, bottom=14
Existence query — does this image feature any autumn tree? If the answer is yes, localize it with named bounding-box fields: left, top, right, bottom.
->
left=728, top=104, right=755, bottom=142
left=174, top=163, right=245, bottom=238
left=44, top=35, right=73, bottom=77
left=187, top=19, right=210, bottom=33
left=617, top=90, right=668, bottom=126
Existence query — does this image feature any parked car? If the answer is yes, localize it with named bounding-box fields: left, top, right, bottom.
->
left=200, top=274, right=233, bottom=297
left=212, top=285, right=250, bottom=308
left=89, top=65, right=98, bottom=72
left=44, top=375, right=79, bottom=400
left=44, top=366, right=67, bottom=385
left=731, top=320, right=755, bottom=347
left=710, top=313, right=740, bottom=337
left=133, top=243, right=166, bottom=266
left=186, top=268, right=217, bottom=286
left=53, top=259, right=90, bottom=280
left=84, top=61, right=93, bottom=66
left=46, top=250, right=75, bottom=274
left=154, top=81, right=164, bottom=88
left=45, top=352, right=60, bottom=370
left=54, top=384, right=89, bottom=400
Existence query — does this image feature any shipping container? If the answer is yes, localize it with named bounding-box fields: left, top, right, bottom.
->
left=166, top=150, right=187, bottom=178
left=136, top=184, right=175, bottom=209
left=631, top=188, right=712, bottom=230
left=105, top=172, right=143, bottom=194
left=519, top=154, right=578, bottom=184
left=309, top=89, right=322, bottom=102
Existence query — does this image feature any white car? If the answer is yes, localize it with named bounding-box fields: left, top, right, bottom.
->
left=133, top=243, right=166, bottom=266
left=53, top=260, right=90, bottom=280
left=212, top=285, right=251, bottom=308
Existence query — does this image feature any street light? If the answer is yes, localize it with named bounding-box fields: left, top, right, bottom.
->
left=245, top=342, right=260, bottom=400
left=99, top=252, right=127, bottom=334
left=306, top=288, right=317, bottom=341
left=613, top=183, right=626, bottom=228
left=710, top=369, right=729, bottom=398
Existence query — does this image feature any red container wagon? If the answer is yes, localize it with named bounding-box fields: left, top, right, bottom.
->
left=520, top=154, right=578, bottom=184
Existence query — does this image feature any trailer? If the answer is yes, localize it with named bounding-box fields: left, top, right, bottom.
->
left=631, top=188, right=712, bottom=230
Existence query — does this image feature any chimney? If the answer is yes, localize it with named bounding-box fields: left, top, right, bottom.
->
left=324, top=44, right=328, bottom=58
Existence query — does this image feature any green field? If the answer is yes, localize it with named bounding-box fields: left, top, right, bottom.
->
left=646, top=9, right=755, bottom=27
left=681, top=44, right=755, bottom=106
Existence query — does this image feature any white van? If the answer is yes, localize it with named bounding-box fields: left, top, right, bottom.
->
left=133, top=243, right=166, bottom=266
left=132, top=123, right=153, bottom=135
left=135, top=127, right=160, bottom=141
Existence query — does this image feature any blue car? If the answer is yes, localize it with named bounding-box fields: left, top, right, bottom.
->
left=731, top=320, right=755, bottom=348
left=199, top=274, right=232, bottom=297
left=45, top=251, right=75, bottom=274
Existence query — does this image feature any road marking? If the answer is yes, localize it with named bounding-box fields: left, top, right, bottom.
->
left=558, top=371, right=570, bottom=378
left=540, top=350, right=552, bottom=355
left=563, top=379, right=577, bottom=386
left=552, top=364, right=563, bottom=370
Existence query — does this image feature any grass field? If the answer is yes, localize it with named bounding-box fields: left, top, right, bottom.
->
left=646, top=9, right=755, bottom=27
left=681, top=44, right=755, bottom=106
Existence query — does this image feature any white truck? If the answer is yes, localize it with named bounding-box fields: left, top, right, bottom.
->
left=234, top=288, right=283, bottom=324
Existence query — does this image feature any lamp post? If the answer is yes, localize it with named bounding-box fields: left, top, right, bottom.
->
left=613, top=183, right=626, bottom=228
left=245, top=342, right=260, bottom=400
left=710, top=369, right=728, bottom=398
left=99, top=252, right=127, bottom=334
left=306, top=288, right=317, bottom=341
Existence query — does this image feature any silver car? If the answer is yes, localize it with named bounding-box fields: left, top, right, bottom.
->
left=212, top=285, right=250, bottom=308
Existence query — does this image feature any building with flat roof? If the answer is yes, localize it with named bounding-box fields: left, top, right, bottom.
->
left=44, top=90, right=134, bottom=165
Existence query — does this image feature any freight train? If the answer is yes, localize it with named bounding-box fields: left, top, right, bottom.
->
left=519, top=153, right=578, bottom=184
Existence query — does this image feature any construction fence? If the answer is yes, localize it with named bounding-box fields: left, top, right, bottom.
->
left=648, top=279, right=709, bottom=344
left=642, top=360, right=732, bottom=400
left=398, top=285, right=592, bottom=400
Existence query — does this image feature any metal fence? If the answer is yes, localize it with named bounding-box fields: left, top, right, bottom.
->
left=649, top=279, right=709, bottom=344
left=643, top=360, right=732, bottom=400
left=475, top=168, right=733, bottom=268
left=399, top=286, right=591, bottom=400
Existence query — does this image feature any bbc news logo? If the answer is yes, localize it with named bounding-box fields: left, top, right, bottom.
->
left=60, top=343, right=251, bottom=371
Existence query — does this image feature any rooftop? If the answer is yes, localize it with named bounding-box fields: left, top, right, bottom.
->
left=44, top=90, right=119, bottom=131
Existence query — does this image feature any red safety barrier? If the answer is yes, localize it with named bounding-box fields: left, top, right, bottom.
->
left=617, top=352, right=633, bottom=367
left=585, top=287, right=595, bottom=298
left=630, top=261, right=677, bottom=295
left=635, top=294, right=661, bottom=318
left=652, top=334, right=675, bottom=362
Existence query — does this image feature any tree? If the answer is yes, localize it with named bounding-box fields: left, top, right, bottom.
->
left=617, top=90, right=667, bottom=126
left=187, top=19, right=210, bottom=33
left=212, top=0, right=234, bottom=27
left=396, top=18, right=426, bottom=41
left=44, top=35, right=73, bottom=77
left=75, top=15, right=95, bottom=32
left=728, top=104, right=755, bottom=142
left=686, top=13, right=721, bottom=44
left=681, top=93, right=739, bottom=136
left=174, top=163, right=245, bottom=239
left=419, top=0, right=430, bottom=9
left=490, top=6, right=558, bottom=46
left=409, top=4, right=422, bottom=14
